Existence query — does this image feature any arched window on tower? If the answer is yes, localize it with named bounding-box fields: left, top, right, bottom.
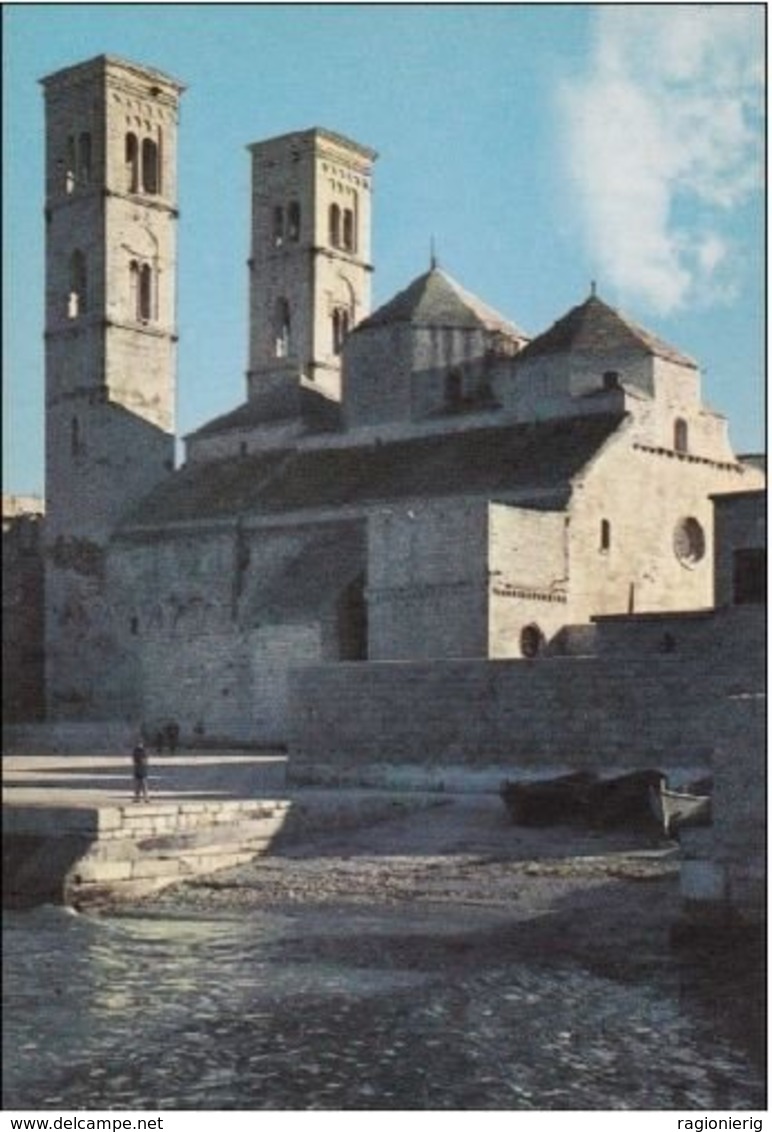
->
left=129, top=260, right=139, bottom=315
left=142, top=137, right=159, bottom=194
left=273, top=206, right=284, bottom=246
left=287, top=201, right=301, bottom=241
left=65, top=135, right=77, bottom=193
left=343, top=197, right=357, bottom=252
left=125, top=133, right=139, bottom=192
left=68, top=250, right=87, bottom=318
left=78, top=132, right=92, bottom=184
left=275, top=298, right=291, bottom=357
left=129, top=260, right=154, bottom=321
left=329, top=203, right=341, bottom=248
left=332, top=308, right=350, bottom=355
left=138, top=264, right=153, bottom=321
left=674, top=418, right=688, bottom=454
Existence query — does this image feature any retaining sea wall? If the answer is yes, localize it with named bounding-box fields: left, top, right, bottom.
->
left=288, top=614, right=763, bottom=788
left=3, top=798, right=290, bottom=908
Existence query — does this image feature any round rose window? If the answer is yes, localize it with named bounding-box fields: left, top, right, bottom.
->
left=673, top=517, right=705, bottom=567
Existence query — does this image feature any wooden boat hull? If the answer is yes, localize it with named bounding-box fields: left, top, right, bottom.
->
left=651, top=786, right=712, bottom=837
left=500, top=769, right=669, bottom=830
left=499, top=772, right=596, bottom=826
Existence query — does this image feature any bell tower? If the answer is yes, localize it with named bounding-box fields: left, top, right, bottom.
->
left=41, top=55, right=184, bottom=718
left=246, top=128, right=377, bottom=405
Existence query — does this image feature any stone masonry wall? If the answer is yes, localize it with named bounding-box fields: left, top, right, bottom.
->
left=488, top=504, right=568, bottom=657
left=568, top=430, right=753, bottom=621
left=713, top=490, right=766, bottom=607
left=367, top=500, right=488, bottom=659
left=679, top=693, right=766, bottom=924
left=289, top=607, right=763, bottom=781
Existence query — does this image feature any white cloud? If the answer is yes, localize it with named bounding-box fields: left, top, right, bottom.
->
left=560, top=5, right=763, bottom=314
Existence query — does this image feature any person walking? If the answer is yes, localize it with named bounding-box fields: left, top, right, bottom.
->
left=132, top=740, right=150, bottom=803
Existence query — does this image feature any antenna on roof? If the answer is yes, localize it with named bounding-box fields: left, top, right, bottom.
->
left=430, top=237, right=438, bottom=271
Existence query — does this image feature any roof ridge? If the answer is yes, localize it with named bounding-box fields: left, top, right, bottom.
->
left=520, top=292, right=697, bottom=368
left=357, top=265, right=527, bottom=338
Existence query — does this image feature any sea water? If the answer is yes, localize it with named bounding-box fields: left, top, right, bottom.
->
left=3, top=904, right=765, bottom=1111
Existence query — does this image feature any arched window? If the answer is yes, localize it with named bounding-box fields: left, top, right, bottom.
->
left=68, top=250, right=87, bottom=318
left=329, top=203, right=341, bottom=247
left=129, top=260, right=139, bottom=315
left=129, top=260, right=154, bottom=321
left=674, top=418, right=688, bottom=454
left=142, top=137, right=159, bottom=194
left=78, top=132, right=92, bottom=184
left=343, top=206, right=355, bottom=252
left=125, top=133, right=139, bottom=192
left=138, top=264, right=153, bottom=321
left=65, top=135, right=77, bottom=193
left=287, top=201, right=301, bottom=241
left=600, top=519, right=611, bottom=552
left=275, top=298, right=291, bottom=357
left=273, top=206, right=284, bottom=246
left=332, top=308, right=350, bottom=354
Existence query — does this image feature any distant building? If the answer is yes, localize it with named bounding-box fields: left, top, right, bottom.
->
left=2, top=496, right=45, bottom=722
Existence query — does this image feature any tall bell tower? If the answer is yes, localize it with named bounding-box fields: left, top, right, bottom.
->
left=41, top=55, right=184, bottom=719
left=247, top=128, right=377, bottom=405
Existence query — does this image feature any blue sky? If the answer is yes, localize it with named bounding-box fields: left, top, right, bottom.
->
left=3, top=3, right=765, bottom=496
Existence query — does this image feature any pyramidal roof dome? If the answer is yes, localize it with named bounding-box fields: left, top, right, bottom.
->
left=519, top=293, right=697, bottom=368
left=357, top=267, right=528, bottom=339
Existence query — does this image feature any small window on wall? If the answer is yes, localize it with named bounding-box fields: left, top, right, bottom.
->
left=287, top=201, right=301, bottom=241
left=674, top=418, right=688, bottom=453
left=600, top=519, right=611, bottom=552
left=520, top=623, right=544, bottom=658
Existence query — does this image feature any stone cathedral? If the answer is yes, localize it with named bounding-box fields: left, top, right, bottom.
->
left=28, top=54, right=763, bottom=743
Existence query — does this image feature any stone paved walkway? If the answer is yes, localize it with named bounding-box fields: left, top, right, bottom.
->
left=2, top=750, right=288, bottom=808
